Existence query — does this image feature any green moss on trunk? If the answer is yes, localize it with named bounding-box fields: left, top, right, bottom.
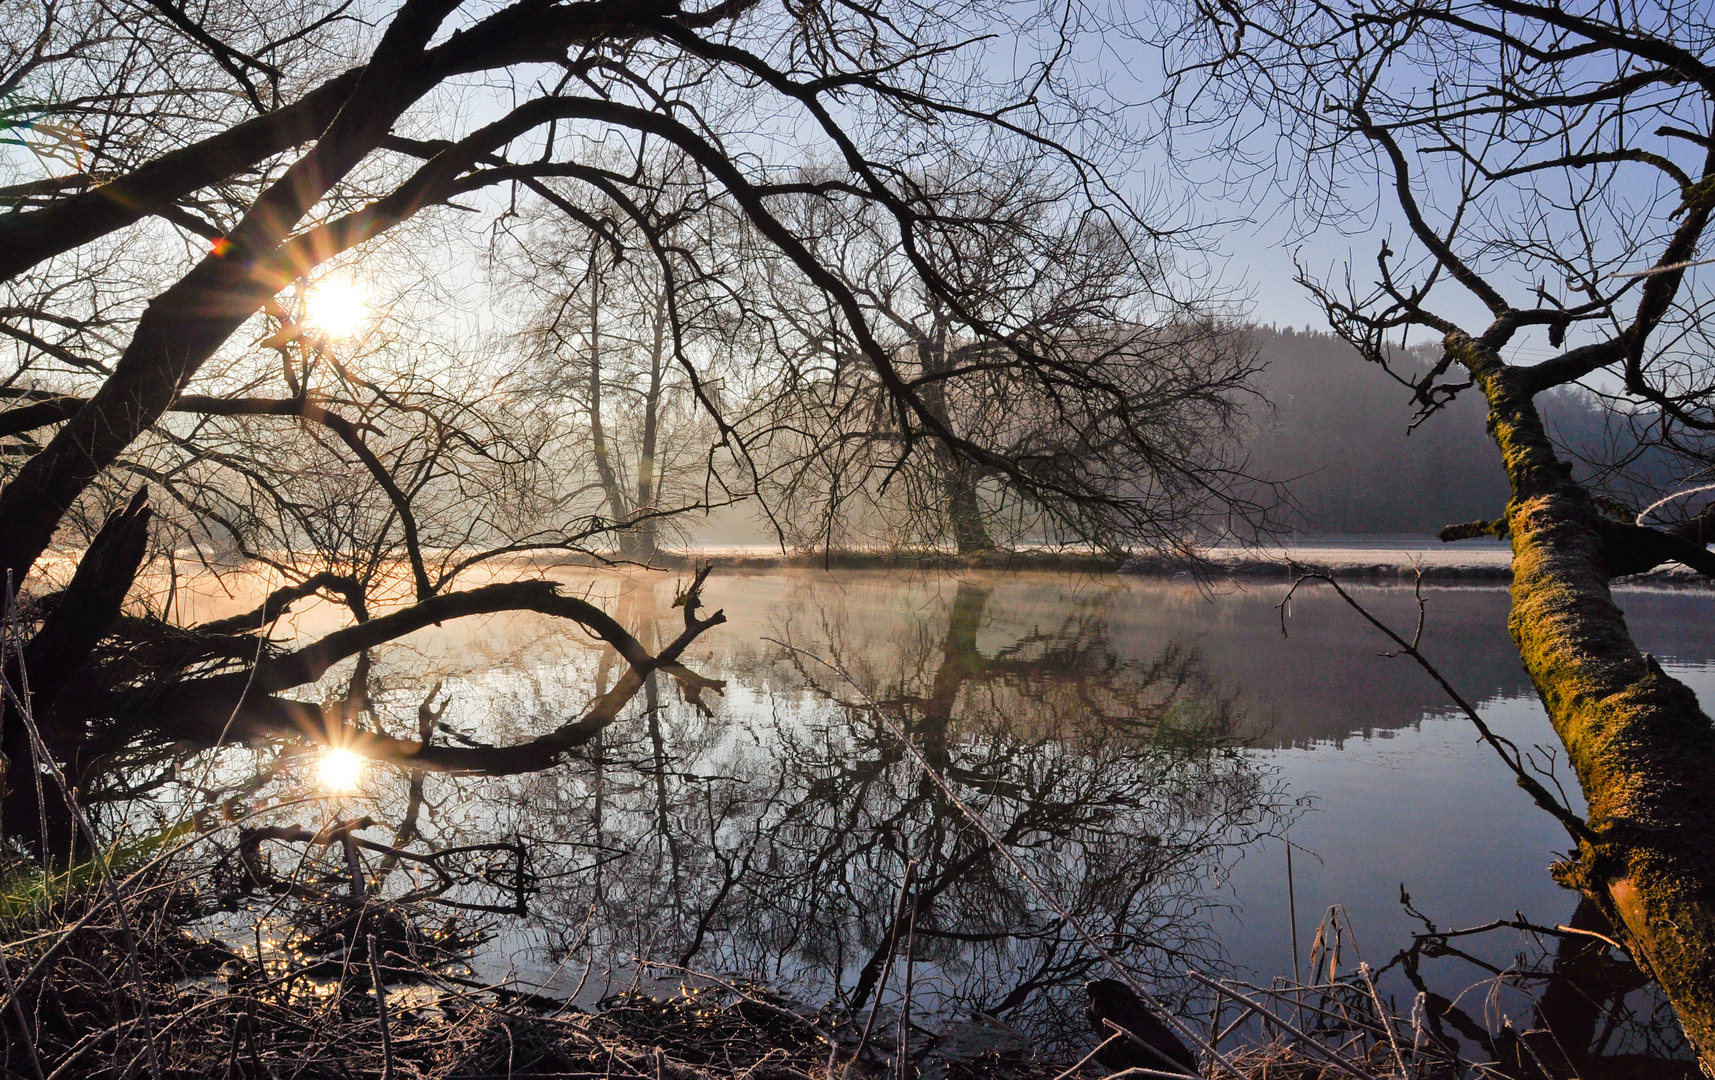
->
left=1455, top=330, right=1715, bottom=1072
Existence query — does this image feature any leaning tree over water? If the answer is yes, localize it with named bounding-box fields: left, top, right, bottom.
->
left=1163, top=0, right=1715, bottom=1064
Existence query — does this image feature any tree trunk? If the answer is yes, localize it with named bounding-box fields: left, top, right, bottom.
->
left=946, top=466, right=993, bottom=555
left=627, top=286, right=669, bottom=562
left=585, top=268, right=635, bottom=548
left=3, top=490, right=152, bottom=857
left=1458, top=331, right=1715, bottom=1071
left=915, top=332, right=993, bottom=555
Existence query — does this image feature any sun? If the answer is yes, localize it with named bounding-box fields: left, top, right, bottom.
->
left=303, top=276, right=370, bottom=339
left=317, top=748, right=364, bottom=792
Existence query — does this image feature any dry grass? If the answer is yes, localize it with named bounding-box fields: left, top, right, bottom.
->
left=0, top=837, right=1692, bottom=1080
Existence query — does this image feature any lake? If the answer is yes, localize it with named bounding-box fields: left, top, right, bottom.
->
left=176, top=564, right=1707, bottom=1067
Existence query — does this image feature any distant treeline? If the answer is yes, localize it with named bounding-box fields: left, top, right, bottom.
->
left=1241, top=326, right=1693, bottom=536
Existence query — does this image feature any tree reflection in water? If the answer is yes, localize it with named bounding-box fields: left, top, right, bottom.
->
left=140, top=573, right=1289, bottom=1058
left=126, top=570, right=1701, bottom=1073
left=493, top=574, right=1296, bottom=1053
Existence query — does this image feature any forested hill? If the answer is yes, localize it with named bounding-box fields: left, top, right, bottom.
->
left=1242, top=326, right=1681, bottom=536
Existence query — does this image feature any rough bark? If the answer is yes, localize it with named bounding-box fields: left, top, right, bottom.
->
left=1455, top=331, right=1715, bottom=1070
left=2, top=490, right=152, bottom=854
left=946, top=466, right=994, bottom=554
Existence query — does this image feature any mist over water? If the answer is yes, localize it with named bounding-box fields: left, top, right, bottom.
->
left=175, top=565, right=1707, bottom=1060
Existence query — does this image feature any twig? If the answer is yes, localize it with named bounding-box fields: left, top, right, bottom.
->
left=1357, top=963, right=1405, bottom=1077
left=0, top=939, right=45, bottom=1080
left=1181, top=971, right=1385, bottom=1080
left=1279, top=568, right=1596, bottom=846
left=635, top=961, right=840, bottom=1048
left=1605, top=254, right=1715, bottom=279
left=1048, top=1031, right=1125, bottom=1080
left=1101, top=1019, right=1199, bottom=1077
left=1212, top=1004, right=1260, bottom=1046
left=1205, top=988, right=1224, bottom=1053
left=897, top=861, right=919, bottom=1080
left=1285, top=838, right=1304, bottom=1033
left=845, top=860, right=915, bottom=1079
left=0, top=649, right=164, bottom=1080
left=1553, top=923, right=1628, bottom=954
left=1409, top=914, right=1629, bottom=958
left=368, top=935, right=395, bottom=1080
left=1507, top=1019, right=1559, bottom=1080
left=1096, top=1069, right=1222, bottom=1080
left=1212, top=982, right=1388, bottom=1035
left=1287, top=841, right=1301, bottom=988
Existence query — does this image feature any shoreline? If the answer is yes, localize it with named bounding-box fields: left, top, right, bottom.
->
left=37, top=543, right=1710, bottom=598
left=537, top=545, right=1714, bottom=587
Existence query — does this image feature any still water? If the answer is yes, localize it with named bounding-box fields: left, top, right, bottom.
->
left=193, top=567, right=1711, bottom=1062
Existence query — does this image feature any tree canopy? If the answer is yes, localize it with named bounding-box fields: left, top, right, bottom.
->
left=0, top=0, right=1271, bottom=862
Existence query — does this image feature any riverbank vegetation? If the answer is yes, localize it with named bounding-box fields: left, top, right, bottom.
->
left=0, top=840, right=1576, bottom=1079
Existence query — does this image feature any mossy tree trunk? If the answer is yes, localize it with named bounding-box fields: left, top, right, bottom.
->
left=1457, top=332, right=1715, bottom=1070
left=1165, top=2, right=1715, bottom=1060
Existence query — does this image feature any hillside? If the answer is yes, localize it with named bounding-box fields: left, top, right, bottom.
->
left=1243, top=327, right=1691, bottom=536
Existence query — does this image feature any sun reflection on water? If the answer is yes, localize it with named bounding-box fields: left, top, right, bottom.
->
left=317, top=748, right=364, bottom=792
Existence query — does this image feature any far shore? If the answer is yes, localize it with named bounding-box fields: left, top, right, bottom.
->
left=568, top=537, right=1715, bottom=586
left=35, top=535, right=1714, bottom=589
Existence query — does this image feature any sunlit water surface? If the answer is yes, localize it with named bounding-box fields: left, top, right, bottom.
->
left=155, top=565, right=1709, bottom=1063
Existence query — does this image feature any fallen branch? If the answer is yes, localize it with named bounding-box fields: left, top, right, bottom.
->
left=121, top=578, right=726, bottom=773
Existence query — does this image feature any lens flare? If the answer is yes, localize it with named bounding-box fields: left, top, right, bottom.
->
left=304, top=276, right=369, bottom=339
left=317, top=748, right=364, bottom=792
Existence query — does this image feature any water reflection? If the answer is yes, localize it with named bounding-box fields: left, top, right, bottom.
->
left=147, top=568, right=1712, bottom=1065
left=1389, top=897, right=1690, bottom=1076
left=490, top=575, right=1292, bottom=1052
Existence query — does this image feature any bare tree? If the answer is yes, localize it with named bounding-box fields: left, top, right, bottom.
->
left=0, top=0, right=1266, bottom=858
left=503, top=173, right=738, bottom=560
left=751, top=163, right=1265, bottom=555
left=1163, top=0, right=1715, bottom=1063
